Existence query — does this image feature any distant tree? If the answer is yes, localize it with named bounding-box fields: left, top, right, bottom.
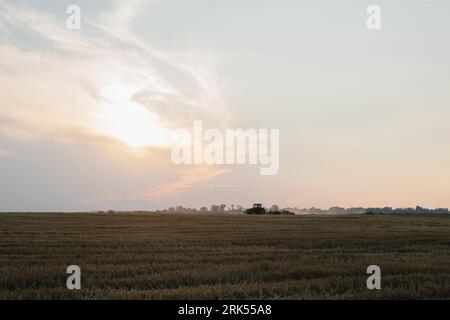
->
left=329, top=207, right=346, bottom=214
left=309, top=207, right=325, bottom=214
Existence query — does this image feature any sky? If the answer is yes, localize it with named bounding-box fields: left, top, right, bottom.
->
left=0, top=0, right=450, bottom=211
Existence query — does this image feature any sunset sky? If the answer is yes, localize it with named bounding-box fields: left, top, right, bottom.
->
left=1, top=0, right=450, bottom=211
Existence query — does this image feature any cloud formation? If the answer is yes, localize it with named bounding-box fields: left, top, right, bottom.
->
left=0, top=1, right=230, bottom=202
left=0, top=1, right=228, bottom=142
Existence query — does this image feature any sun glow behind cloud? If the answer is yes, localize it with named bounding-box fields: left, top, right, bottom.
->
left=94, top=84, right=171, bottom=148
left=0, top=1, right=228, bottom=145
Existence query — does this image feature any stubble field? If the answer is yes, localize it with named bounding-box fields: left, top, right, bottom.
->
left=0, top=213, right=449, bottom=299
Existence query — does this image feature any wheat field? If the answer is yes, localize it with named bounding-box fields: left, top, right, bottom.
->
left=0, top=213, right=449, bottom=299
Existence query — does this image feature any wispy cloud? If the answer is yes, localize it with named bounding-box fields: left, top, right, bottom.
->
left=82, top=164, right=229, bottom=205
left=144, top=167, right=230, bottom=199
left=0, top=1, right=229, bottom=142
left=0, top=1, right=230, bottom=200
